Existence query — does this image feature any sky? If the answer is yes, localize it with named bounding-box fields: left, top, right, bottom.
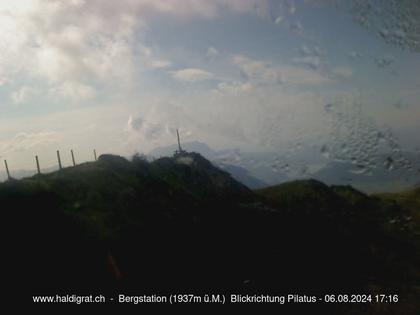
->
left=0, top=0, right=419, bottom=174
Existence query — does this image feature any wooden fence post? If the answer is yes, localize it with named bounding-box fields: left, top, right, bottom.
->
left=36, top=155, right=41, bottom=174
left=94, top=149, right=97, bottom=161
left=4, top=160, right=10, bottom=180
left=57, top=150, right=62, bottom=170
left=71, top=149, right=76, bottom=166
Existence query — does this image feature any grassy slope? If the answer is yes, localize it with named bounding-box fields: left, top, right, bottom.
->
left=2, top=153, right=255, bottom=294
left=2, top=154, right=419, bottom=313
left=257, top=180, right=420, bottom=314
left=375, top=187, right=420, bottom=237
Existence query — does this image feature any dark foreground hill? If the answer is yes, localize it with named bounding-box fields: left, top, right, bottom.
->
left=1, top=153, right=419, bottom=313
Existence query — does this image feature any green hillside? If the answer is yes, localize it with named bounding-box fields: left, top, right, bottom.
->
left=375, top=187, right=420, bottom=238
left=3, top=153, right=255, bottom=294
left=257, top=180, right=420, bottom=314
left=2, top=153, right=419, bottom=313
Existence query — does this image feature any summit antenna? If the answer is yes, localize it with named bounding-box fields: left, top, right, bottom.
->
left=175, top=129, right=186, bottom=156
left=176, top=129, right=182, bottom=152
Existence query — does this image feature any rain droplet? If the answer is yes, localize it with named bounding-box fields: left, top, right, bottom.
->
left=384, top=156, right=394, bottom=171
left=299, top=165, right=308, bottom=176
left=340, top=143, right=348, bottom=153
left=350, top=167, right=369, bottom=175
left=376, top=131, right=385, bottom=142
left=281, top=163, right=290, bottom=173
left=320, top=144, right=330, bottom=159
left=378, top=28, right=389, bottom=39
left=324, top=103, right=334, bottom=112
left=275, top=16, right=283, bottom=25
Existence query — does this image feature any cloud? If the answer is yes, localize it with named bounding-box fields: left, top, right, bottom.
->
left=124, top=97, right=253, bottom=151
left=0, top=0, right=272, bottom=108
left=97, top=0, right=269, bottom=19
left=279, top=65, right=330, bottom=84
left=33, top=26, right=136, bottom=84
left=0, top=131, right=58, bottom=156
left=49, top=81, right=96, bottom=101
left=292, top=56, right=321, bottom=70
left=150, top=59, right=172, bottom=69
left=0, top=77, right=10, bottom=87
left=375, top=54, right=395, bottom=68
left=172, top=68, right=215, bottom=82
left=232, top=55, right=283, bottom=84
left=288, top=3, right=297, bottom=15
left=127, top=115, right=173, bottom=141
left=0, top=0, right=140, bottom=98
left=232, top=54, right=330, bottom=86
left=11, top=86, right=40, bottom=105
left=300, top=44, right=323, bottom=57
left=347, top=51, right=363, bottom=60
left=137, top=0, right=270, bottom=18
left=206, top=46, right=219, bottom=60
left=289, top=21, right=304, bottom=33
left=300, top=44, right=312, bottom=56
left=216, top=81, right=253, bottom=95
left=275, top=16, right=284, bottom=25
left=332, top=66, right=353, bottom=78
left=125, top=101, right=198, bottom=152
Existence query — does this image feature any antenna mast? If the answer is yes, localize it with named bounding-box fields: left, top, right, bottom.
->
left=176, top=129, right=182, bottom=152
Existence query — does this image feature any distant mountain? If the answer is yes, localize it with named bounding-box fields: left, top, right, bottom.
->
left=3, top=153, right=419, bottom=313
left=150, top=141, right=218, bottom=159
left=149, top=141, right=287, bottom=188
left=249, top=164, right=289, bottom=186
left=150, top=141, right=268, bottom=188
left=312, top=161, right=418, bottom=193
left=217, top=163, right=267, bottom=189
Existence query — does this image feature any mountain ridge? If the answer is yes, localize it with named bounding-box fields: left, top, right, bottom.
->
left=2, top=152, right=419, bottom=313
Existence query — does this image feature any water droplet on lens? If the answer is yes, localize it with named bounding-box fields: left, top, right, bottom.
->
left=320, top=144, right=330, bottom=159
left=384, top=156, right=394, bottom=171
left=324, top=103, right=334, bottom=112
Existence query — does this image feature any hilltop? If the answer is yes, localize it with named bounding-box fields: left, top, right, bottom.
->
left=3, top=152, right=254, bottom=294
left=2, top=152, right=419, bottom=313
left=374, top=186, right=420, bottom=237
left=149, top=141, right=285, bottom=188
